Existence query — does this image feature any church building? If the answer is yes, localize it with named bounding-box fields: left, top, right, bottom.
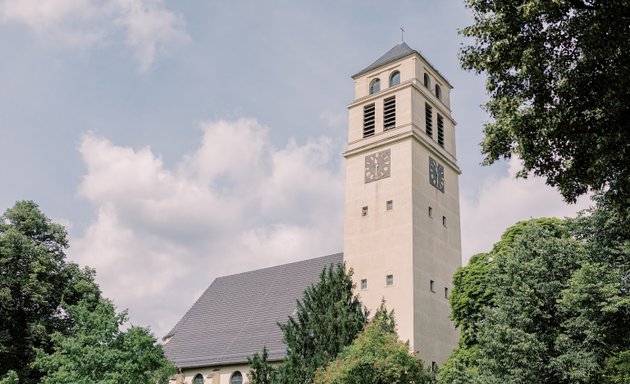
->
left=163, top=42, right=462, bottom=384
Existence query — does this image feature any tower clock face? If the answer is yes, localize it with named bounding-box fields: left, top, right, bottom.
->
left=429, top=157, right=445, bottom=192
left=365, top=149, right=391, bottom=183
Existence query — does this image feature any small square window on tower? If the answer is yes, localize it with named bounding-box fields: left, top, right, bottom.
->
left=442, top=216, right=447, bottom=227
left=362, top=206, right=368, bottom=216
left=430, top=280, right=435, bottom=292
left=386, top=200, right=393, bottom=210
left=386, top=274, right=394, bottom=286
left=361, top=279, right=368, bottom=290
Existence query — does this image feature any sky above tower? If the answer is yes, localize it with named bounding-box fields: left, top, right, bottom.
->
left=0, top=1, right=590, bottom=339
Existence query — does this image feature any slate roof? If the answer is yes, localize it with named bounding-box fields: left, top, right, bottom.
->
left=163, top=253, right=344, bottom=369
left=352, top=42, right=452, bottom=87
left=353, top=42, right=416, bottom=78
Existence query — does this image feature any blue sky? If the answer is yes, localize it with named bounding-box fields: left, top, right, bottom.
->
left=0, top=1, right=590, bottom=338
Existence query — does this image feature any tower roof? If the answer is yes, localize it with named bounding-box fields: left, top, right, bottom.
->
left=352, top=42, right=416, bottom=78
left=352, top=42, right=452, bottom=87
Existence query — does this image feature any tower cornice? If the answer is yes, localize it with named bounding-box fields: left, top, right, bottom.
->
left=343, top=127, right=461, bottom=174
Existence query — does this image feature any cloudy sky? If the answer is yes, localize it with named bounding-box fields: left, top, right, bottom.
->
left=0, top=1, right=590, bottom=338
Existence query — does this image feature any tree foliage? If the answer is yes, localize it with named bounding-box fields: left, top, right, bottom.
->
left=313, top=302, right=432, bottom=384
left=0, top=200, right=174, bottom=383
left=33, top=298, right=175, bottom=384
left=440, top=204, right=629, bottom=383
left=249, top=263, right=368, bottom=384
left=0, top=201, right=100, bottom=383
left=247, top=346, right=275, bottom=384
left=460, top=0, right=630, bottom=216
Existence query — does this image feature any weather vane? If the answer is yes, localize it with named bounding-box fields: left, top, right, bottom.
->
left=400, top=26, right=405, bottom=42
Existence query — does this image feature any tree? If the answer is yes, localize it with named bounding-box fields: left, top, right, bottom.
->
left=249, top=263, right=368, bottom=384
left=474, top=219, right=584, bottom=384
left=460, top=0, right=630, bottom=217
left=448, top=252, right=493, bottom=348
left=440, top=205, right=629, bottom=383
left=33, top=298, right=175, bottom=384
left=554, top=197, right=630, bottom=383
left=439, top=218, right=566, bottom=383
left=0, top=200, right=175, bottom=383
left=247, top=346, right=275, bottom=384
left=0, top=201, right=100, bottom=383
left=313, top=302, right=432, bottom=384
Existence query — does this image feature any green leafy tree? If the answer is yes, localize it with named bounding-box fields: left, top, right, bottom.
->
left=448, top=252, right=493, bottom=348
left=474, top=219, right=584, bottom=384
left=247, top=346, right=276, bottom=384
left=603, top=350, right=630, bottom=384
left=33, top=298, right=175, bottom=384
left=553, top=198, right=630, bottom=382
left=440, top=218, right=565, bottom=383
left=440, top=203, right=629, bottom=383
left=250, top=263, right=368, bottom=384
left=313, top=302, right=432, bottom=384
left=460, top=0, right=630, bottom=217
left=0, top=371, right=18, bottom=384
left=0, top=201, right=100, bottom=383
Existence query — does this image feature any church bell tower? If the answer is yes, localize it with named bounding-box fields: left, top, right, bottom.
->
left=343, top=42, right=461, bottom=366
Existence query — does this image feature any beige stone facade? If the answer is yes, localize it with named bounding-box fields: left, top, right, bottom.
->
left=343, top=44, right=461, bottom=366
left=174, top=364, right=251, bottom=384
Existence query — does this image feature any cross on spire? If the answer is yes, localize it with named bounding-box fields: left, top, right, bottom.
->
left=400, top=26, right=405, bottom=42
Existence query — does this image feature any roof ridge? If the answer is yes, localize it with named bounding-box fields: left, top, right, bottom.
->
left=215, top=252, right=343, bottom=281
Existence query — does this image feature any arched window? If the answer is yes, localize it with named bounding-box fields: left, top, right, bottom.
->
left=435, top=84, right=442, bottom=100
left=423, top=73, right=430, bottom=88
left=369, top=78, right=380, bottom=94
left=193, top=374, right=204, bottom=384
left=230, top=371, right=243, bottom=384
left=389, top=71, right=400, bottom=86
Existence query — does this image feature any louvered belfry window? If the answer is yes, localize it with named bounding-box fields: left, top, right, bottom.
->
left=437, top=114, right=444, bottom=147
left=425, top=104, right=433, bottom=137
left=363, top=103, right=375, bottom=137
left=383, top=96, right=396, bottom=130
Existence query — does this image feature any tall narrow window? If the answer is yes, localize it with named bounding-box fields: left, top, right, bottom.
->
left=430, top=280, right=435, bottom=292
left=369, top=78, right=380, bottom=94
left=435, top=84, right=442, bottom=100
left=425, top=104, right=433, bottom=137
left=437, top=114, right=444, bottom=147
left=389, top=71, right=400, bottom=86
left=386, top=274, right=394, bottom=286
left=363, top=103, right=375, bottom=137
left=444, top=287, right=449, bottom=298
left=362, top=206, right=368, bottom=216
left=386, top=200, right=393, bottom=210
left=383, top=96, right=396, bottom=130
left=423, top=73, right=430, bottom=88
left=361, top=279, right=368, bottom=289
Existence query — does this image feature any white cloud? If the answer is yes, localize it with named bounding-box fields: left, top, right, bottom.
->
left=70, top=118, right=344, bottom=338
left=0, top=0, right=187, bottom=70
left=460, top=158, right=592, bottom=264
